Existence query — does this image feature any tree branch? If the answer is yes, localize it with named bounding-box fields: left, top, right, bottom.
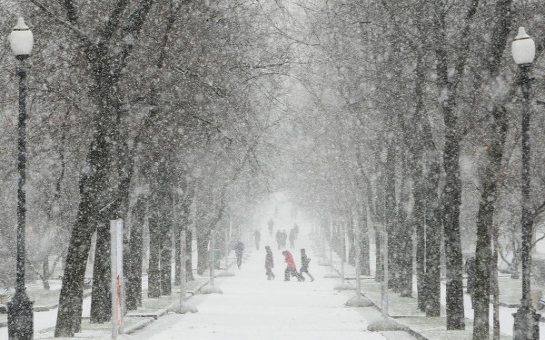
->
left=28, top=0, right=93, bottom=48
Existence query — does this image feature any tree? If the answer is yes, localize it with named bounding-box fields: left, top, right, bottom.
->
left=24, top=0, right=156, bottom=334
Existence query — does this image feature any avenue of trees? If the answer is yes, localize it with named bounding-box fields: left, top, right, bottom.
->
left=0, top=1, right=543, bottom=340
left=278, top=1, right=545, bottom=340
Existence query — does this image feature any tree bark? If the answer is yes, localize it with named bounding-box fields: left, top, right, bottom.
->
left=186, top=228, right=195, bottom=281
left=55, top=82, right=121, bottom=334
left=175, top=225, right=181, bottom=285
left=358, top=205, right=371, bottom=276
left=126, top=196, right=146, bottom=310
left=54, top=0, right=155, bottom=331
left=347, top=220, right=356, bottom=266
left=55, top=217, right=93, bottom=336
left=473, top=0, right=512, bottom=337
left=197, top=230, right=210, bottom=275
left=432, top=0, right=481, bottom=328
left=148, top=210, right=161, bottom=298
left=442, top=128, right=465, bottom=330
left=160, top=221, right=172, bottom=295
left=384, top=142, right=399, bottom=292
left=425, top=158, right=442, bottom=317
left=90, top=223, right=111, bottom=323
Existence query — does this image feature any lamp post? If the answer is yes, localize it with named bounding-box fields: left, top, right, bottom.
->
left=512, top=26, right=540, bottom=340
left=7, top=17, right=34, bottom=340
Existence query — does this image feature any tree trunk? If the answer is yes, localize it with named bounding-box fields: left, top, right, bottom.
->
left=55, top=117, right=117, bottom=335
left=442, top=129, right=465, bottom=329
left=186, top=228, right=195, bottom=281
left=473, top=104, right=508, bottom=339
left=175, top=225, right=181, bottom=285
left=375, top=229, right=383, bottom=282
left=55, top=218, right=93, bottom=336
left=197, top=230, right=210, bottom=275
left=473, top=0, right=512, bottom=336
left=425, top=158, right=442, bottom=318
left=126, top=196, right=145, bottom=310
left=398, top=217, right=413, bottom=297
left=90, top=224, right=111, bottom=323
left=53, top=1, right=155, bottom=335
left=42, top=257, right=51, bottom=291
left=398, top=155, right=413, bottom=297
left=148, top=210, right=162, bottom=298
left=347, top=220, right=356, bottom=266
left=415, top=186, right=426, bottom=310
left=384, top=143, right=399, bottom=292
left=411, top=50, right=428, bottom=312
left=160, top=221, right=172, bottom=295
left=358, top=205, right=371, bottom=276
left=492, top=227, right=500, bottom=340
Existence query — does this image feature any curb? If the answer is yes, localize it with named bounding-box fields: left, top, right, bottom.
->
left=124, top=318, right=154, bottom=334
left=322, top=253, right=429, bottom=340
left=322, top=251, right=524, bottom=340
left=34, top=304, right=59, bottom=312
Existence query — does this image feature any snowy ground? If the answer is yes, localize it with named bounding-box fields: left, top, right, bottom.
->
left=15, top=198, right=532, bottom=340
left=129, top=226, right=413, bottom=340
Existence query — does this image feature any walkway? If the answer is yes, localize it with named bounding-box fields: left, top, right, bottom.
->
left=131, top=231, right=416, bottom=340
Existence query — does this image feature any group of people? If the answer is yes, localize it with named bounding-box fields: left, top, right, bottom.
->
left=274, top=223, right=299, bottom=250
left=265, top=247, right=314, bottom=282
left=236, top=219, right=312, bottom=282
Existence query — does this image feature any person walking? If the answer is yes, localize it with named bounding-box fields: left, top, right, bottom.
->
left=254, top=230, right=261, bottom=250
left=300, top=249, right=314, bottom=282
left=275, top=230, right=282, bottom=250
left=268, top=218, right=274, bottom=236
left=235, top=240, right=245, bottom=269
left=282, top=250, right=304, bottom=282
left=289, top=228, right=296, bottom=248
left=281, top=230, right=288, bottom=248
left=265, top=246, right=275, bottom=280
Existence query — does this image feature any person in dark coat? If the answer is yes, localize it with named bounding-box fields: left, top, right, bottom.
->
left=282, top=250, right=304, bottom=281
left=465, top=256, right=476, bottom=308
left=289, top=228, right=296, bottom=248
left=235, top=241, right=244, bottom=269
left=293, top=223, right=299, bottom=239
left=281, top=230, right=288, bottom=248
left=265, top=246, right=275, bottom=280
left=275, top=230, right=282, bottom=250
left=300, top=249, right=314, bottom=282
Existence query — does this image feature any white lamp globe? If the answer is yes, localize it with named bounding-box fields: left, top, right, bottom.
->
left=9, top=17, right=34, bottom=60
left=512, top=27, right=535, bottom=66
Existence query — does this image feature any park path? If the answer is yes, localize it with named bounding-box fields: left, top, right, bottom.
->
left=131, top=228, right=413, bottom=340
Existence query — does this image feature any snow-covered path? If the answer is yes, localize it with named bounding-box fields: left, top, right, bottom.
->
left=131, top=231, right=389, bottom=340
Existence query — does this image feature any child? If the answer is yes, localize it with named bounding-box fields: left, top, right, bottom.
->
left=282, top=250, right=304, bottom=281
left=300, top=249, right=314, bottom=282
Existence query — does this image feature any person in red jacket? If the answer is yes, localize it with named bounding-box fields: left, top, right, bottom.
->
left=282, top=250, right=304, bottom=281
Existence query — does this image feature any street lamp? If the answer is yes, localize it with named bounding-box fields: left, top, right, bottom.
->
left=7, top=17, right=34, bottom=340
left=512, top=27, right=540, bottom=340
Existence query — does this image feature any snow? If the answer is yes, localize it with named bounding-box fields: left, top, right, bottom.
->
left=4, top=208, right=540, bottom=339
left=130, top=225, right=390, bottom=340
